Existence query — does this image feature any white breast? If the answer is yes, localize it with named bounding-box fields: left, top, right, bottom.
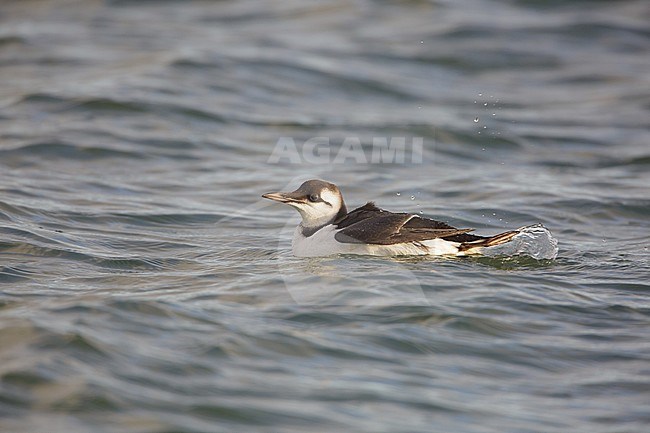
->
left=292, top=225, right=354, bottom=257
left=291, top=225, right=461, bottom=258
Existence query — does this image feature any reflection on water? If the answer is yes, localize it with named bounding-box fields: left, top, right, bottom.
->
left=1, top=0, right=649, bottom=432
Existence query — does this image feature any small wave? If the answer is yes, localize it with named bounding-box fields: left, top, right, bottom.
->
left=0, top=35, right=25, bottom=46
left=0, top=266, right=36, bottom=283
left=0, top=141, right=146, bottom=161
left=484, top=224, right=559, bottom=260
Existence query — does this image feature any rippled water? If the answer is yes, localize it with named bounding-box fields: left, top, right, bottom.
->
left=1, top=1, right=649, bottom=432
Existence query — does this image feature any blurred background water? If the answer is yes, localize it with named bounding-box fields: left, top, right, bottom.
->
left=1, top=1, right=649, bottom=432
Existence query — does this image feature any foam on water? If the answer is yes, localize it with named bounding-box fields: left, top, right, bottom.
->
left=484, top=224, right=559, bottom=260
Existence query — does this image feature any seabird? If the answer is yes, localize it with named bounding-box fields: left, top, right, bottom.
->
left=263, top=179, right=530, bottom=258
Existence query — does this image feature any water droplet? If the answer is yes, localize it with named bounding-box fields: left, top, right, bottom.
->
left=473, top=100, right=477, bottom=104
left=483, top=102, right=488, bottom=106
left=483, top=125, right=487, bottom=129
left=410, top=195, right=415, bottom=200
left=418, top=106, right=422, bottom=109
left=482, top=148, right=485, bottom=151
left=492, top=113, right=496, bottom=116
left=419, top=210, right=423, bottom=214
left=478, top=93, right=483, bottom=96
left=396, top=192, right=401, bottom=196
left=473, top=117, right=479, bottom=122
left=492, top=212, right=496, bottom=216
left=420, top=40, right=424, bottom=44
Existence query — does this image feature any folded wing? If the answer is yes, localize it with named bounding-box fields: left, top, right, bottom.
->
left=334, top=202, right=476, bottom=245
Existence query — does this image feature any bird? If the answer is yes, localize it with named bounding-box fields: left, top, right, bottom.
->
left=262, top=179, right=530, bottom=258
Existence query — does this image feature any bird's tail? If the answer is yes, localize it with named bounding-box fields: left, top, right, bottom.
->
left=458, top=229, right=520, bottom=253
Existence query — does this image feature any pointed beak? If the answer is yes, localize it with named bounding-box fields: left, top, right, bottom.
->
left=262, top=191, right=305, bottom=204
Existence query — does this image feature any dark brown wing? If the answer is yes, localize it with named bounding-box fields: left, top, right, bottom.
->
left=334, top=203, right=475, bottom=245
left=334, top=202, right=384, bottom=228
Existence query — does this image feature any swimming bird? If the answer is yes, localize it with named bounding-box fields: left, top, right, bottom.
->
left=262, top=179, right=528, bottom=258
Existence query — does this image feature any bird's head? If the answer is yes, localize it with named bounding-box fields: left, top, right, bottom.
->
left=263, top=179, right=347, bottom=229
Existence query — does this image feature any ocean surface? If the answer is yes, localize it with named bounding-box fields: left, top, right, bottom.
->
left=1, top=1, right=649, bottom=432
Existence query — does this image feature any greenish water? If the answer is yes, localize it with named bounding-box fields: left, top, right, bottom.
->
left=1, top=1, right=649, bottom=432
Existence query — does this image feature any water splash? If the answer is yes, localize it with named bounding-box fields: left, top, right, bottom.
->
left=484, top=224, right=559, bottom=260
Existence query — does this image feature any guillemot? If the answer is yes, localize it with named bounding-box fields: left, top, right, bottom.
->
left=263, top=179, right=529, bottom=258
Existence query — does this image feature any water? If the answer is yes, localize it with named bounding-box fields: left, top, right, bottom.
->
left=1, top=0, right=649, bottom=432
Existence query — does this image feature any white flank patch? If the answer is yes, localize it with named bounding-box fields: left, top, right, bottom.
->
left=292, top=225, right=461, bottom=258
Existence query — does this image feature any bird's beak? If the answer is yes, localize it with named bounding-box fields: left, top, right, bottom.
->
left=262, top=191, right=305, bottom=204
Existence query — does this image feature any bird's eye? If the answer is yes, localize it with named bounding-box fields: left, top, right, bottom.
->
left=308, top=194, right=319, bottom=202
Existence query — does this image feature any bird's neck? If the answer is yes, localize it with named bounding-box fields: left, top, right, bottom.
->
left=334, top=201, right=348, bottom=223
left=300, top=200, right=348, bottom=237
